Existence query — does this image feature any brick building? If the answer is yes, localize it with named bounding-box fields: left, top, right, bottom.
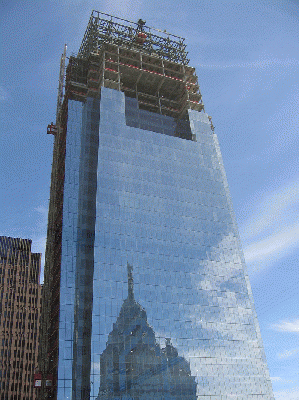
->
left=0, top=236, right=42, bottom=400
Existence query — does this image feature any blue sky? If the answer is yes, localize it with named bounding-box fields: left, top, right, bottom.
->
left=0, top=0, right=298, bottom=398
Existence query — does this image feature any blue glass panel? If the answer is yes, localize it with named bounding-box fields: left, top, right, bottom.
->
left=90, top=88, right=274, bottom=399
left=58, top=87, right=274, bottom=400
left=58, top=97, right=101, bottom=400
left=58, top=99, right=83, bottom=400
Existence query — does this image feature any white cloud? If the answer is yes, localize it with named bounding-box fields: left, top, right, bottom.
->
left=102, top=0, right=142, bottom=21
left=235, top=55, right=299, bottom=101
left=241, top=180, right=299, bottom=242
left=271, top=376, right=293, bottom=383
left=272, top=319, right=299, bottom=333
left=0, top=86, right=9, bottom=102
left=240, top=180, right=299, bottom=274
left=271, top=376, right=283, bottom=382
left=278, top=348, right=299, bottom=359
left=274, top=387, right=299, bottom=400
left=29, top=205, right=48, bottom=283
left=31, top=234, right=46, bottom=258
left=198, top=58, right=299, bottom=69
left=243, top=222, right=299, bottom=264
left=31, top=234, right=46, bottom=284
left=35, top=205, right=48, bottom=223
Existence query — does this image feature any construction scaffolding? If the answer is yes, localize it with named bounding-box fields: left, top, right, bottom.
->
left=79, top=11, right=189, bottom=65
left=66, top=42, right=203, bottom=117
left=57, top=11, right=204, bottom=124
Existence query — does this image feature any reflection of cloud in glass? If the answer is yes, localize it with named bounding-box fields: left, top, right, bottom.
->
left=187, top=233, right=255, bottom=340
left=272, top=319, right=299, bottom=333
left=96, top=263, right=197, bottom=399
left=177, top=233, right=271, bottom=392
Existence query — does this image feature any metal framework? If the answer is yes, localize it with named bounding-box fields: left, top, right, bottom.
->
left=78, top=10, right=190, bottom=65
left=48, top=11, right=205, bottom=126
left=56, top=44, right=67, bottom=124
left=66, top=42, right=203, bottom=120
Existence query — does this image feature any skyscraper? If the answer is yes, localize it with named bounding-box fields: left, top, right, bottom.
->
left=0, top=236, right=42, bottom=400
left=40, top=11, right=274, bottom=400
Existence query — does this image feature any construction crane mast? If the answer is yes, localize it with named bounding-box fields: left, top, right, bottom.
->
left=47, top=44, right=67, bottom=135
left=56, top=44, right=67, bottom=124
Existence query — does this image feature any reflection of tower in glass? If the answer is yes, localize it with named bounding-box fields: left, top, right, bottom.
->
left=97, top=263, right=197, bottom=400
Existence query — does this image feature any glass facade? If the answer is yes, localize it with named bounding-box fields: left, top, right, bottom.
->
left=58, top=87, right=274, bottom=399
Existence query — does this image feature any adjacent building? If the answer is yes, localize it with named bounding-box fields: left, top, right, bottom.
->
left=0, top=236, right=42, bottom=400
left=40, top=11, right=275, bottom=400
